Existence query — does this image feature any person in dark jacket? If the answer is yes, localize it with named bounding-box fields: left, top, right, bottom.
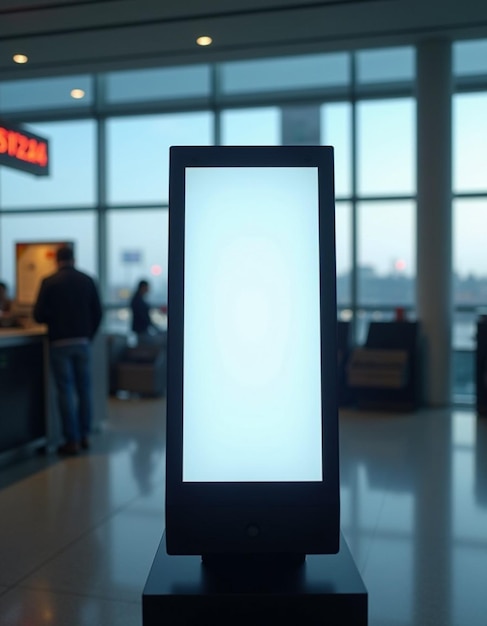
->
left=34, top=245, right=102, bottom=455
left=130, top=279, right=159, bottom=342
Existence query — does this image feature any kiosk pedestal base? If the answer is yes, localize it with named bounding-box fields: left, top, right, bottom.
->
left=143, top=532, right=367, bottom=626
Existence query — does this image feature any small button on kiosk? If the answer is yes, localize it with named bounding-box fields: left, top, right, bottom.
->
left=143, top=146, right=367, bottom=625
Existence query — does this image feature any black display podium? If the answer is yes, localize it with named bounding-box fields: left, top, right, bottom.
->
left=143, top=532, right=368, bottom=626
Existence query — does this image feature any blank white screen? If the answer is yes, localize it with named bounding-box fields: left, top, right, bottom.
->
left=183, top=167, right=323, bottom=482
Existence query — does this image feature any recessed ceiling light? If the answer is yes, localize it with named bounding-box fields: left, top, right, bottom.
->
left=13, top=53, right=28, bottom=64
left=70, top=88, right=85, bottom=99
left=196, top=36, right=212, bottom=47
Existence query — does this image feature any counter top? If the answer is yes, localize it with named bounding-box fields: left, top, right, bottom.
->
left=0, top=325, right=47, bottom=339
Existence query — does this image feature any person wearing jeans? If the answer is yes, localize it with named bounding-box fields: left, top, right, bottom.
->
left=49, top=341, right=93, bottom=450
left=34, top=246, right=102, bottom=455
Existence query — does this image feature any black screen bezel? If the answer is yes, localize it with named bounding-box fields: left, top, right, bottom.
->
left=165, top=146, right=339, bottom=554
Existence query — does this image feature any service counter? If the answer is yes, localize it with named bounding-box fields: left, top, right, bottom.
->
left=0, top=326, right=48, bottom=464
left=0, top=326, right=107, bottom=466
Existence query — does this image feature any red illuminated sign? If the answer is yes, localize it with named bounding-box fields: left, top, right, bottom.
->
left=0, top=120, right=49, bottom=176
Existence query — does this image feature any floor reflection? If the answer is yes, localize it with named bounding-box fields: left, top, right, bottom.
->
left=0, top=400, right=486, bottom=625
left=340, top=408, right=487, bottom=626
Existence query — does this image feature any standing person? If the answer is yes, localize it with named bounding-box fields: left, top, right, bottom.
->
left=34, top=246, right=103, bottom=455
left=130, top=279, right=159, bottom=342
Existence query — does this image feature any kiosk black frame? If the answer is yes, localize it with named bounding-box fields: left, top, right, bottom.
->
left=165, top=146, right=339, bottom=558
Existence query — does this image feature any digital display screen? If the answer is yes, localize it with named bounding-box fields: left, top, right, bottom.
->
left=0, top=121, right=49, bottom=176
left=183, top=167, right=323, bottom=482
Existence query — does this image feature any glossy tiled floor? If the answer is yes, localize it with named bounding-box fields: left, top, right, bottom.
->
left=0, top=400, right=486, bottom=625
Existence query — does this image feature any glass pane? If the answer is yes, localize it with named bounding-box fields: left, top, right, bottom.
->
left=453, top=199, right=487, bottom=305
left=220, top=52, right=349, bottom=94
left=107, top=112, right=213, bottom=205
left=105, top=65, right=211, bottom=103
left=356, top=47, right=415, bottom=84
left=321, top=102, right=351, bottom=196
left=454, top=39, right=487, bottom=76
left=357, top=200, right=416, bottom=306
left=221, top=108, right=280, bottom=145
left=453, top=93, right=487, bottom=193
left=0, top=120, right=96, bottom=209
left=453, top=311, right=477, bottom=351
left=336, top=201, right=352, bottom=306
left=0, top=211, right=97, bottom=299
left=357, top=98, right=415, bottom=195
left=106, top=209, right=169, bottom=308
left=0, top=75, right=93, bottom=112
left=452, top=348, right=475, bottom=403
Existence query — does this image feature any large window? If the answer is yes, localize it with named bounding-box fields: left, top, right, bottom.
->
left=354, top=97, right=417, bottom=342
left=452, top=47, right=487, bottom=401
left=0, top=45, right=421, bottom=386
left=452, top=198, right=487, bottom=397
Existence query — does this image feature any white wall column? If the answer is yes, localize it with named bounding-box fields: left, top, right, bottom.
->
left=416, top=40, right=452, bottom=406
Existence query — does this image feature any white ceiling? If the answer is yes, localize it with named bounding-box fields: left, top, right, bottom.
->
left=0, top=0, right=486, bottom=80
